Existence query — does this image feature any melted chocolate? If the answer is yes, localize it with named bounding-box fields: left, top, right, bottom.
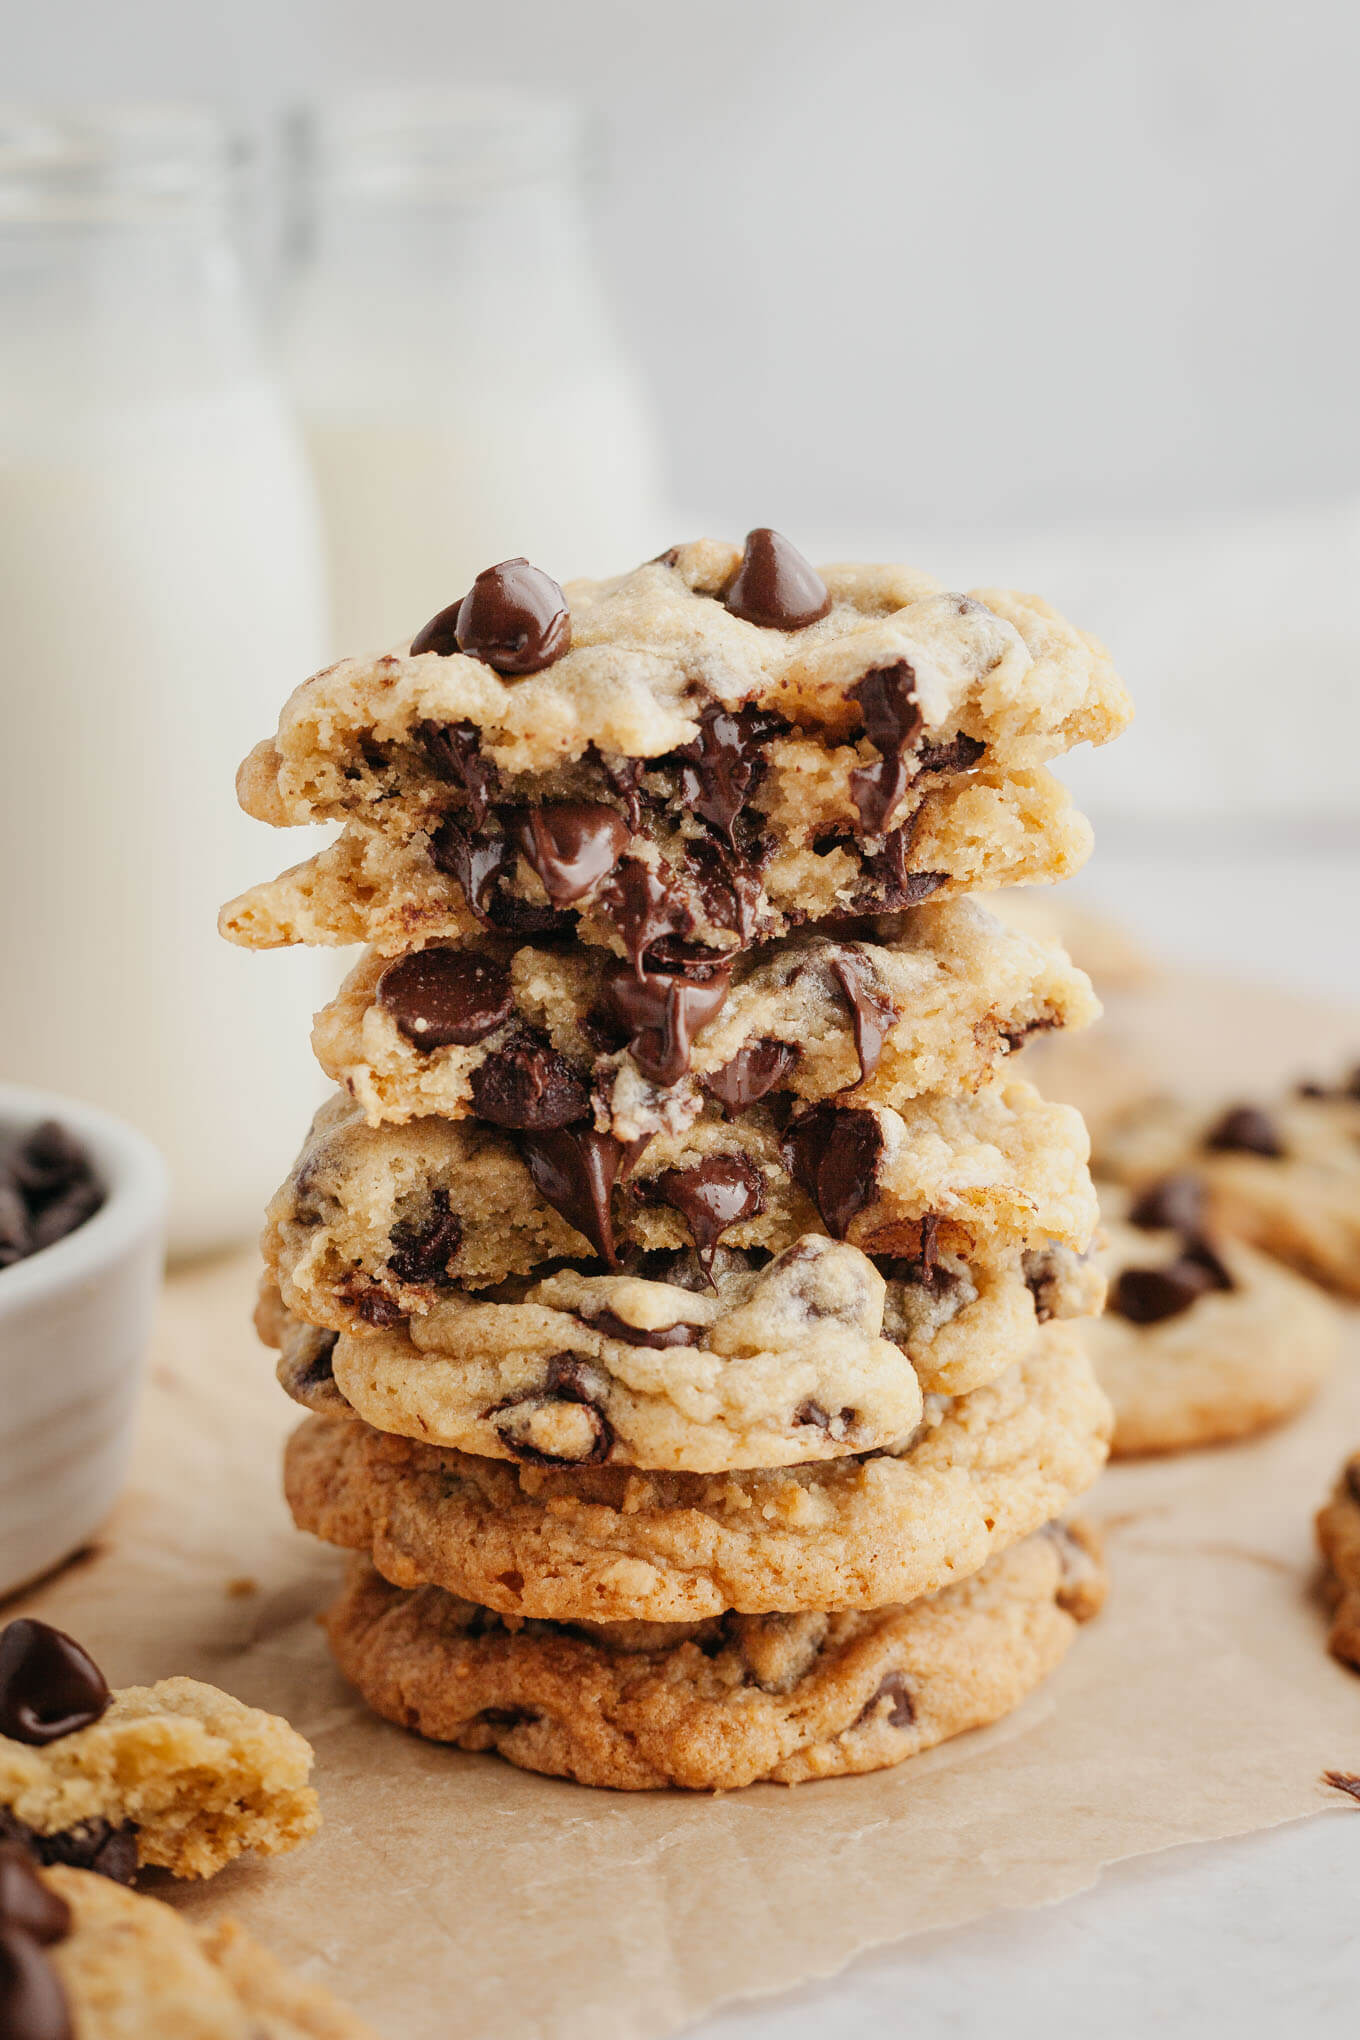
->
left=722, top=529, right=831, bottom=630
left=1203, top=1105, right=1284, bottom=1158
left=597, top=857, right=695, bottom=975
left=506, top=804, right=631, bottom=907
left=684, top=835, right=769, bottom=944
left=584, top=1309, right=706, bottom=1349
left=469, top=1030, right=590, bottom=1130
left=849, top=662, right=922, bottom=836
left=429, top=818, right=563, bottom=935
left=674, top=703, right=787, bottom=845
left=386, top=1191, right=462, bottom=1286
left=703, top=1039, right=800, bottom=1116
left=856, top=823, right=947, bottom=913
left=519, top=1127, right=643, bottom=1266
left=826, top=949, right=895, bottom=1084
left=782, top=1106, right=884, bottom=1240
left=416, top=720, right=498, bottom=825
left=376, top=949, right=513, bottom=1050
left=407, top=598, right=465, bottom=658
left=0, top=1928, right=72, bottom=2040
left=651, top=1156, right=764, bottom=1275
left=601, top=955, right=731, bottom=1086
left=590, top=748, right=647, bottom=831
left=0, top=1623, right=110, bottom=1748
left=0, top=1851, right=71, bottom=1944
left=491, top=1355, right=613, bottom=1465
left=415, top=557, right=570, bottom=674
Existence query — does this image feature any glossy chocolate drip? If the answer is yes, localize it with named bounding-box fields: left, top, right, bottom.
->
left=782, top=1105, right=884, bottom=1241
left=723, top=529, right=831, bottom=630
left=590, top=748, right=647, bottom=831
left=674, top=703, right=786, bottom=844
left=850, top=662, right=922, bottom=836
left=421, top=557, right=571, bottom=674
left=377, top=949, right=513, bottom=1050
left=0, top=1623, right=110, bottom=1748
left=506, top=803, right=631, bottom=906
left=651, top=1156, right=765, bottom=1275
left=826, top=949, right=895, bottom=1084
left=703, top=1039, right=800, bottom=1116
left=601, top=954, right=731, bottom=1086
left=597, top=857, right=696, bottom=975
left=685, top=835, right=769, bottom=944
left=429, top=818, right=563, bottom=935
left=469, top=1030, right=591, bottom=1129
left=386, top=1191, right=462, bottom=1286
left=584, top=1309, right=706, bottom=1349
left=416, top=720, right=499, bottom=825
left=519, top=1126, right=643, bottom=1266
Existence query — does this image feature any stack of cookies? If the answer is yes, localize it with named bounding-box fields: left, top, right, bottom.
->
left=223, top=531, right=1130, bottom=1790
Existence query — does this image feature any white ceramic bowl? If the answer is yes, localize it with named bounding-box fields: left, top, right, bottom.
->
left=0, top=1082, right=167, bottom=1596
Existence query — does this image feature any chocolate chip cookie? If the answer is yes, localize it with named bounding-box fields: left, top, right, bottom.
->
left=321, top=1522, right=1106, bottom=1790
left=284, top=1324, right=1111, bottom=1623
left=1083, top=1181, right=1337, bottom=1455
left=1317, top=1449, right=1360, bottom=1672
left=1097, top=1076, right=1360, bottom=1298
left=0, top=1621, right=317, bottom=1882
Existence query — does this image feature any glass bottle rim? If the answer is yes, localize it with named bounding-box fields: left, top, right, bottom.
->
left=291, top=84, right=589, bottom=204
left=0, top=104, right=242, bottom=222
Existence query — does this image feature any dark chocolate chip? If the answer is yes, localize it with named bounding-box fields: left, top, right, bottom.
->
left=915, top=732, right=986, bottom=775
left=0, top=1623, right=110, bottom=1747
left=684, top=834, right=770, bottom=945
left=650, top=1155, right=765, bottom=1276
left=1127, top=1172, right=1208, bottom=1234
left=506, top=803, right=631, bottom=907
left=852, top=814, right=947, bottom=913
left=793, top=1399, right=855, bottom=1436
left=469, top=1030, right=590, bottom=1130
left=597, top=857, right=695, bottom=975
left=703, top=1039, right=801, bottom=1117
left=590, top=749, right=647, bottom=832
left=1204, top=1105, right=1284, bottom=1158
left=377, top=949, right=514, bottom=1051
left=584, top=1309, right=705, bottom=1349
left=782, top=1106, right=884, bottom=1241
left=413, top=558, right=570, bottom=674
left=416, top=720, right=499, bottom=826
left=857, top=1670, right=915, bottom=1729
left=674, top=703, right=788, bottom=845
left=519, top=1127, right=641, bottom=1266
left=11, top=1125, right=92, bottom=1206
left=0, top=1848, right=71, bottom=1943
left=826, top=949, right=895, bottom=1085
left=849, top=662, right=922, bottom=836
left=722, top=529, right=830, bottom=631
left=29, top=1184, right=102, bottom=1254
left=0, top=1928, right=72, bottom=2040
left=428, top=818, right=562, bottom=935
left=491, top=1354, right=614, bottom=1464
left=601, top=955, right=731, bottom=1087
left=474, top=1706, right=539, bottom=1728
left=350, top=1286, right=406, bottom=1329
left=386, top=1190, right=462, bottom=1286
left=1178, top=1235, right=1235, bottom=1293
left=1109, top=1257, right=1222, bottom=1325
left=294, top=1330, right=339, bottom=1397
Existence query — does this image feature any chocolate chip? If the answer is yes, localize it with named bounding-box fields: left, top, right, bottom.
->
left=826, top=949, right=895, bottom=1085
left=782, top=1106, right=884, bottom=1241
left=849, top=662, right=922, bottom=836
left=469, top=1030, right=590, bottom=1130
left=879, top=1212, right=944, bottom=1290
left=722, top=529, right=831, bottom=631
left=413, top=558, right=570, bottom=674
left=601, top=955, right=731, bottom=1087
left=673, top=703, right=787, bottom=845
left=1179, top=1236, right=1235, bottom=1293
left=650, top=1156, right=765, bottom=1275
left=292, top=1330, right=339, bottom=1398
left=519, top=1126, right=641, bottom=1266
left=794, top=1399, right=855, bottom=1437
left=0, top=1848, right=71, bottom=1943
left=1204, top=1105, right=1284, bottom=1158
left=429, top=818, right=563, bottom=935
left=1109, top=1257, right=1222, bottom=1325
left=474, top=1706, right=539, bottom=1728
left=416, top=720, right=498, bottom=826
left=386, top=1190, right=462, bottom=1286
left=915, top=733, right=986, bottom=775
left=1127, top=1172, right=1208, bottom=1234
left=684, top=835, right=770, bottom=945
left=597, top=857, right=695, bottom=975
left=584, top=1309, right=705, bottom=1349
left=491, top=1354, right=614, bottom=1464
left=0, top=1928, right=72, bottom=2040
left=11, top=1126, right=91, bottom=1206
left=590, top=748, right=647, bottom=831
left=857, top=1671, right=915, bottom=1730
left=350, top=1285, right=406, bottom=1328
left=0, top=1623, right=109, bottom=1747
left=377, top=950, right=514, bottom=1050
left=1001, top=1017, right=1058, bottom=1053
left=852, top=815, right=947, bottom=913
left=703, top=1039, right=800, bottom=1117
left=506, top=802, right=631, bottom=907
left=0, top=1124, right=103, bottom=1269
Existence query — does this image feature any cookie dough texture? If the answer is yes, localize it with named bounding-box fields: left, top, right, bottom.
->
left=1317, top=1453, right=1360, bottom=1672
left=1097, top=1090, right=1360, bottom=1299
left=0, top=1678, right=318, bottom=1879
left=42, top=1864, right=373, bottom=2038
left=311, top=897, right=1098, bottom=1136
left=284, top=1325, right=1112, bottom=1623
left=267, top=1076, right=1097, bottom=1323
left=1085, top=1199, right=1337, bottom=1456
left=322, top=1523, right=1107, bottom=1791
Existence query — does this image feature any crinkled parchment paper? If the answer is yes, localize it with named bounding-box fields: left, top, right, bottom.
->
left=8, top=971, right=1359, bottom=2040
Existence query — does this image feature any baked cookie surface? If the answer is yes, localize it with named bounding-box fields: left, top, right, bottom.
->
left=1316, top=1450, right=1360, bottom=1673
left=322, top=1523, right=1106, bottom=1791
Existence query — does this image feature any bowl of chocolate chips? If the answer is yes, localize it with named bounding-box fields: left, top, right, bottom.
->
left=0, top=1084, right=166, bottom=1596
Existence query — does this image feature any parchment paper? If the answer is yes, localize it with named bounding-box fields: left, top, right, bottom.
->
left=7, top=970, right=1360, bottom=2040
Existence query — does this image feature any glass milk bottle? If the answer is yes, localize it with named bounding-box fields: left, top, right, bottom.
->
left=281, top=87, right=666, bottom=657
left=0, top=109, right=331, bottom=1254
